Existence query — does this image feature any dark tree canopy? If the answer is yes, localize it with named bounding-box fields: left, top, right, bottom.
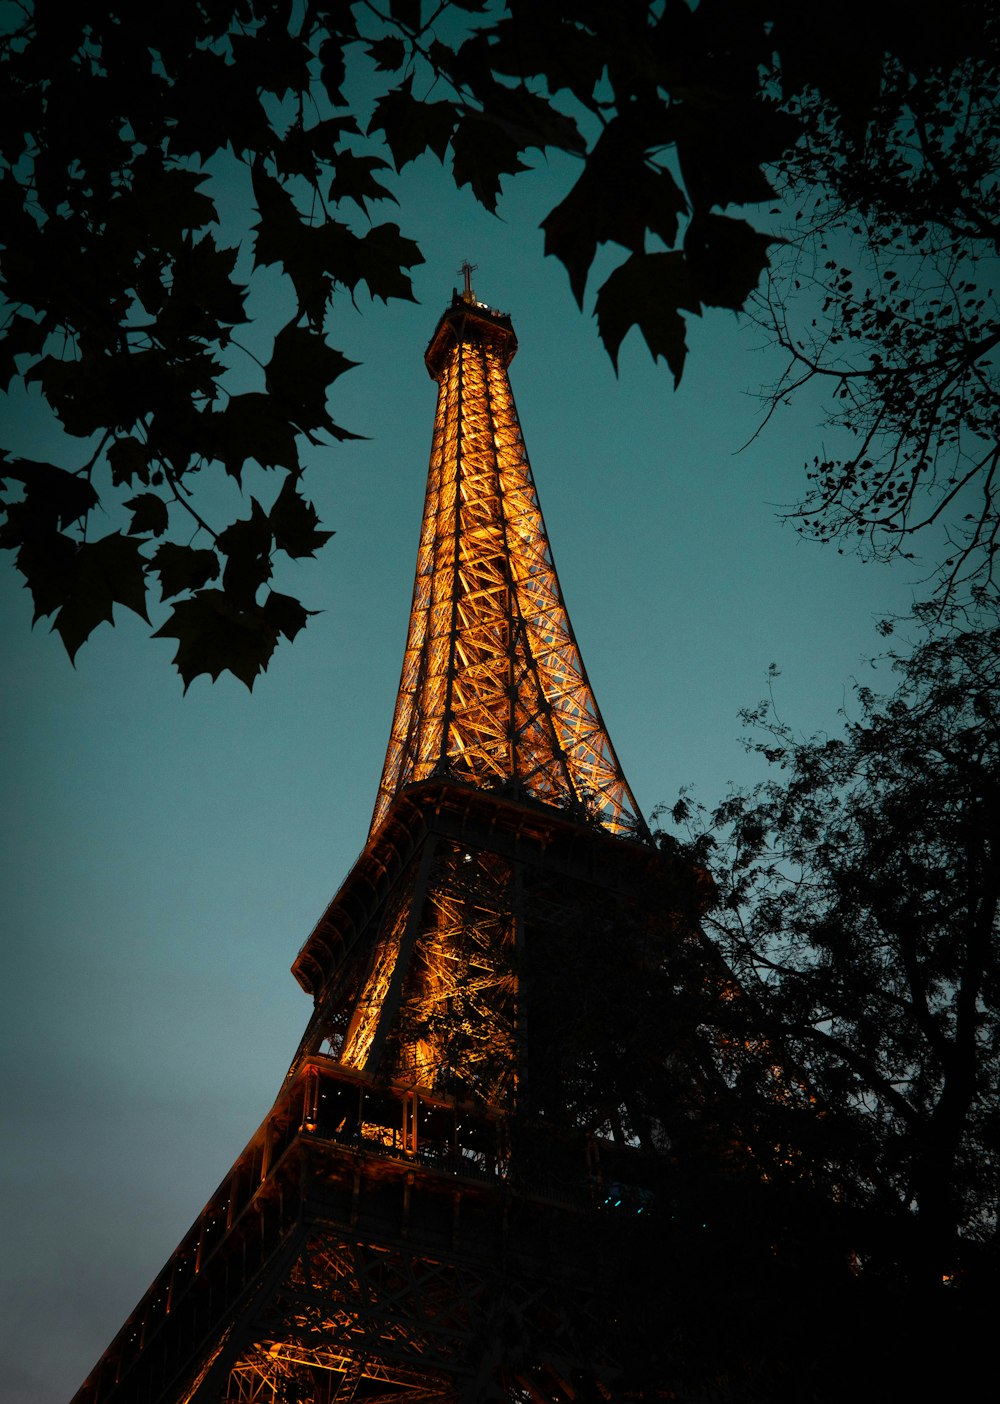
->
left=1, top=0, right=998, bottom=689
left=666, top=612, right=1000, bottom=1279
left=502, top=612, right=1000, bottom=1398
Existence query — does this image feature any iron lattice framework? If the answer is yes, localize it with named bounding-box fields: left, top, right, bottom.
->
left=71, top=289, right=710, bottom=1404
left=372, top=292, right=644, bottom=840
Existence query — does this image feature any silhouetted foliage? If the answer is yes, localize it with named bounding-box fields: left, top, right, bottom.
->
left=574, top=610, right=998, bottom=1398
left=2, top=2, right=997, bottom=687
left=759, top=11, right=1000, bottom=598
left=666, top=611, right=1000, bottom=1282
left=522, top=839, right=722, bottom=1153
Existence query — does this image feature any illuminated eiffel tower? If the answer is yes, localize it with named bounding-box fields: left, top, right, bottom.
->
left=72, top=274, right=709, bottom=1404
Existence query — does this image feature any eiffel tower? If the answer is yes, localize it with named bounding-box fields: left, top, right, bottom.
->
left=72, top=273, right=710, bottom=1404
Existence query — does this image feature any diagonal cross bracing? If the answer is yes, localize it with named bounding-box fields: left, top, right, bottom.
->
left=68, top=292, right=702, bottom=1404
left=371, top=294, right=645, bottom=840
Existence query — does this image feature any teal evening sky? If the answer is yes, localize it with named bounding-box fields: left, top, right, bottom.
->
left=1, top=143, right=924, bottom=1400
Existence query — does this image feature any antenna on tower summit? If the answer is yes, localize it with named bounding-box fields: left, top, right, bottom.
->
left=458, top=259, right=478, bottom=303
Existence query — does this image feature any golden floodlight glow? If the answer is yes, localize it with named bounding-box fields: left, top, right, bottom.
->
left=371, top=294, right=644, bottom=840
left=71, top=291, right=671, bottom=1404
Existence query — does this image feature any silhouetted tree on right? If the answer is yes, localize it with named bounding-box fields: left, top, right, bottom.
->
left=669, top=610, right=1000, bottom=1288
left=591, top=610, right=994, bottom=1399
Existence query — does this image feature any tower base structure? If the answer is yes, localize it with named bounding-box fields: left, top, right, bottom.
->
left=73, top=782, right=704, bottom=1404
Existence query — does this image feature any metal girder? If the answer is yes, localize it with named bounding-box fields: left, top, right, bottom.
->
left=285, top=777, right=688, bottom=1129
left=336, top=838, right=518, bottom=1108
left=69, top=296, right=703, bottom=1404
left=372, top=298, right=645, bottom=841
left=211, top=1210, right=607, bottom=1404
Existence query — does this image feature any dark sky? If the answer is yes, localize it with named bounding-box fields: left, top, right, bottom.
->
left=0, top=141, right=924, bottom=1402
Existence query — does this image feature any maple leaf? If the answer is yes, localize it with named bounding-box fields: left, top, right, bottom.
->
left=367, top=79, right=456, bottom=170
left=153, top=589, right=281, bottom=691
left=367, top=36, right=407, bottom=73
left=542, top=120, right=688, bottom=305
left=212, top=394, right=301, bottom=479
left=50, top=532, right=150, bottom=661
left=161, top=236, right=248, bottom=333
left=2, top=458, right=98, bottom=528
left=269, top=477, right=334, bottom=559
left=107, top=438, right=150, bottom=488
left=266, top=323, right=358, bottom=431
left=114, top=162, right=218, bottom=247
left=217, top=498, right=273, bottom=602
left=451, top=112, right=531, bottom=212
left=684, top=214, right=778, bottom=311
left=0, top=316, right=47, bottom=393
left=152, top=542, right=220, bottom=600
left=26, top=356, right=115, bottom=438
left=124, top=492, right=169, bottom=537
left=671, top=99, right=797, bottom=212
left=261, top=589, right=314, bottom=642
left=596, top=252, right=702, bottom=385
left=327, top=150, right=398, bottom=213
left=355, top=224, right=425, bottom=303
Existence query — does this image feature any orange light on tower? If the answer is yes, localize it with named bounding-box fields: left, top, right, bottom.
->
left=371, top=283, right=645, bottom=841
left=69, top=286, right=712, bottom=1404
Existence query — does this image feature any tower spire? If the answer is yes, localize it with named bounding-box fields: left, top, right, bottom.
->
left=458, top=258, right=477, bottom=302
left=372, top=291, right=646, bottom=840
